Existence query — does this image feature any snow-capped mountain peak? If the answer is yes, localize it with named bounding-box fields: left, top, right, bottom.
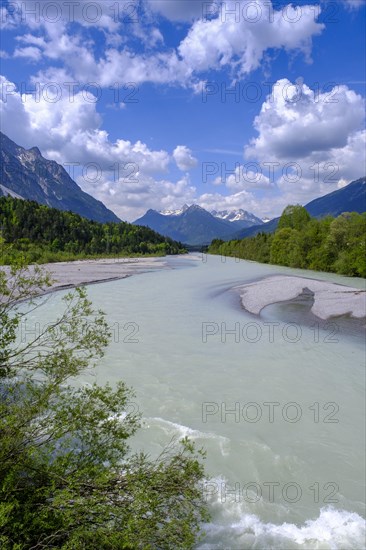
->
left=159, top=205, right=262, bottom=225
left=211, top=209, right=262, bottom=225
left=159, top=204, right=189, bottom=216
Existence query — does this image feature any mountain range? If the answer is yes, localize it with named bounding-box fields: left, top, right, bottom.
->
left=133, top=178, right=366, bottom=245
left=1, top=133, right=365, bottom=246
left=210, top=209, right=263, bottom=226
left=134, top=206, right=263, bottom=245
left=0, top=132, right=120, bottom=223
left=159, top=203, right=263, bottom=225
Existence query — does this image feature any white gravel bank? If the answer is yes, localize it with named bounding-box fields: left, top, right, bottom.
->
left=235, top=275, right=366, bottom=320
left=44, top=257, right=169, bottom=292
left=1, top=257, right=169, bottom=299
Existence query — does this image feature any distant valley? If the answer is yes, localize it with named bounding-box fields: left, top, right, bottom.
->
left=134, top=178, right=366, bottom=245
left=1, top=132, right=365, bottom=248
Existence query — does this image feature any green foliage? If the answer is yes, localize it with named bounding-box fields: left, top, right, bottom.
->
left=0, top=258, right=209, bottom=548
left=270, top=228, right=305, bottom=268
left=209, top=207, right=366, bottom=277
left=0, top=197, right=186, bottom=264
left=277, top=205, right=311, bottom=231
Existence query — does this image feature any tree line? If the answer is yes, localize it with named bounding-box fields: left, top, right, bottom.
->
left=209, top=205, right=366, bottom=277
left=0, top=197, right=186, bottom=264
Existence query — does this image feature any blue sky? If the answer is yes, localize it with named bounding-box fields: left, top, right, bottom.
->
left=0, top=0, right=365, bottom=221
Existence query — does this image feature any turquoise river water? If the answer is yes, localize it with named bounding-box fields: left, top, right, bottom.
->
left=24, top=254, right=366, bottom=549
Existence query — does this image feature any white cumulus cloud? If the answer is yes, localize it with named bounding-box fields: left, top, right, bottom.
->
left=4, top=1, right=325, bottom=87
left=173, top=145, right=198, bottom=171
left=246, top=78, right=365, bottom=159
left=0, top=76, right=170, bottom=173
left=245, top=78, right=365, bottom=202
left=178, top=1, right=324, bottom=77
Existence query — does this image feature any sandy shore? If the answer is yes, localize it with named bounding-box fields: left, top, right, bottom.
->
left=235, top=275, right=366, bottom=320
left=1, top=257, right=169, bottom=298
left=45, top=257, right=169, bottom=292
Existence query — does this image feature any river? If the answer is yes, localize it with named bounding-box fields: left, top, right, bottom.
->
left=25, top=254, right=366, bottom=549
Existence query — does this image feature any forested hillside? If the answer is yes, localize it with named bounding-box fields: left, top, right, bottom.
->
left=209, top=205, right=366, bottom=277
left=0, top=197, right=186, bottom=263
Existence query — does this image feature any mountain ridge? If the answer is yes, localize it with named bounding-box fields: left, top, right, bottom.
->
left=134, top=203, right=262, bottom=245
left=0, top=132, right=120, bottom=223
left=211, top=208, right=263, bottom=226
left=135, top=178, right=366, bottom=245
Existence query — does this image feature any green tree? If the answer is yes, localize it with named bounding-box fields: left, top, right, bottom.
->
left=0, top=256, right=209, bottom=549
left=278, top=205, right=311, bottom=231
left=305, top=217, right=333, bottom=271
left=331, top=212, right=366, bottom=276
left=270, top=227, right=304, bottom=267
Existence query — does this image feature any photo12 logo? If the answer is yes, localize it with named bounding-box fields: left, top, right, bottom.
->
left=201, top=321, right=340, bottom=344
left=201, top=2, right=339, bottom=24
left=2, top=2, right=140, bottom=25
left=201, top=161, right=339, bottom=185
left=17, top=320, right=140, bottom=344
left=1, top=81, right=139, bottom=105
left=202, top=401, right=340, bottom=424
left=3, top=158, right=140, bottom=185
left=64, top=162, right=140, bottom=185
left=202, top=80, right=340, bottom=105
left=201, top=480, right=340, bottom=504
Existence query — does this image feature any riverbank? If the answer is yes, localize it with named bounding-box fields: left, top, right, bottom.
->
left=44, top=257, right=170, bottom=292
left=235, top=275, right=366, bottom=320
left=0, top=257, right=170, bottom=300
